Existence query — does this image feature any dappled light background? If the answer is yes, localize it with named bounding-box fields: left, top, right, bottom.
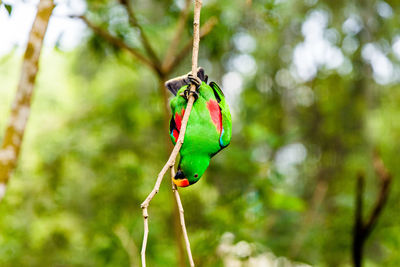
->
left=0, top=0, right=399, bottom=266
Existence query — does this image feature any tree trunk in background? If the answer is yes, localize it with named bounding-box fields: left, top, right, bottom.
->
left=0, top=0, right=55, bottom=201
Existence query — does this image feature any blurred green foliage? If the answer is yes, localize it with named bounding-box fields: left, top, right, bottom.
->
left=0, top=0, right=400, bottom=266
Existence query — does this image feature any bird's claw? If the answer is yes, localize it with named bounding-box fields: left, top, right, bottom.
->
left=188, top=74, right=202, bottom=89
left=179, top=73, right=201, bottom=101
left=180, top=88, right=199, bottom=101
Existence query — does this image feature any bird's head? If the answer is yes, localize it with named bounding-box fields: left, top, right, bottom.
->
left=172, top=155, right=210, bottom=187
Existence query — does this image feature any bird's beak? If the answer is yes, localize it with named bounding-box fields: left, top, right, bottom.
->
left=172, top=177, right=190, bottom=187
left=173, top=170, right=190, bottom=187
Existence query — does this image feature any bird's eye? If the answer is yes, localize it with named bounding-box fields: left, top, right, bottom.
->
left=194, top=174, right=198, bottom=178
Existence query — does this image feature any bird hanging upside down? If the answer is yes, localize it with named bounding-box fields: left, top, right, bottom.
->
left=165, top=68, right=232, bottom=187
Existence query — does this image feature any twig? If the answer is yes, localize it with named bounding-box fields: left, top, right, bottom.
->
left=119, top=0, right=161, bottom=67
left=0, top=0, right=55, bottom=202
left=352, top=152, right=392, bottom=267
left=139, top=83, right=195, bottom=267
left=171, top=168, right=195, bottom=267
left=72, top=15, right=159, bottom=73
left=156, top=77, right=187, bottom=267
left=166, top=17, right=218, bottom=73
left=140, top=1, right=202, bottom=266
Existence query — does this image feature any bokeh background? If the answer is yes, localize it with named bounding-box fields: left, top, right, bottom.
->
left=0, top=0, right=399, bottom=266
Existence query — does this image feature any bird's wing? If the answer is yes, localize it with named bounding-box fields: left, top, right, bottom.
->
left=209, top=82, right=232, bottom=148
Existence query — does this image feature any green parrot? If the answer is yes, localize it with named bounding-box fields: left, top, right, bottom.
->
left=165, top=68, right=232, bottom=187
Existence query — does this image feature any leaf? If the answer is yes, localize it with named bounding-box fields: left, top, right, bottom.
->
left=4, top=4, right=12, bottom=16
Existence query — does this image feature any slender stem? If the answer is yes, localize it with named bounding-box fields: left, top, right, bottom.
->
left=190, top=0, right=202, bottom=77
left=171, top=169, right=195, bottom=267
left=0, top=0, right=55, bottom=201
left=140, top=96, right=195, bottom=267
left=140, top=1, right=202, bottom=266
left=157, top=76, right=187, bottom=267
left=166, top=17, right=217, bottom=74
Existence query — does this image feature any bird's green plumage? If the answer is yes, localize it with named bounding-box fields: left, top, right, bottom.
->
left=168, top=74, right=232, bottom=187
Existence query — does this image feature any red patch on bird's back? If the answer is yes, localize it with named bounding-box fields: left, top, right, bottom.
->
left=207, top=100, right=222, bottom=134
left=175, top=113, right=182, bottom=131
left=175, top=108, right=185, bottom=131
left=172, top=129, right=179, bottom=142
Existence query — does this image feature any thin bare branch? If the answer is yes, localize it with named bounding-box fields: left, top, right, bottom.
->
left=140, top=95, right=195, bottom=267
left=190, top=0, right=202, bottom=77
left=119, top=0, right=161, bottom=66
left=0, top=0, right=55, bottom=201
left=171, top=168, right=195, bottom=267
left=72, top=15, right=159, bottom=73
left=162, top=0, right=192, bottom=71
left=165, top=17, right=218, bottom=74
left=156, top=77, right=187, bottom=267
left=140, top=1, right=203, bottom=266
